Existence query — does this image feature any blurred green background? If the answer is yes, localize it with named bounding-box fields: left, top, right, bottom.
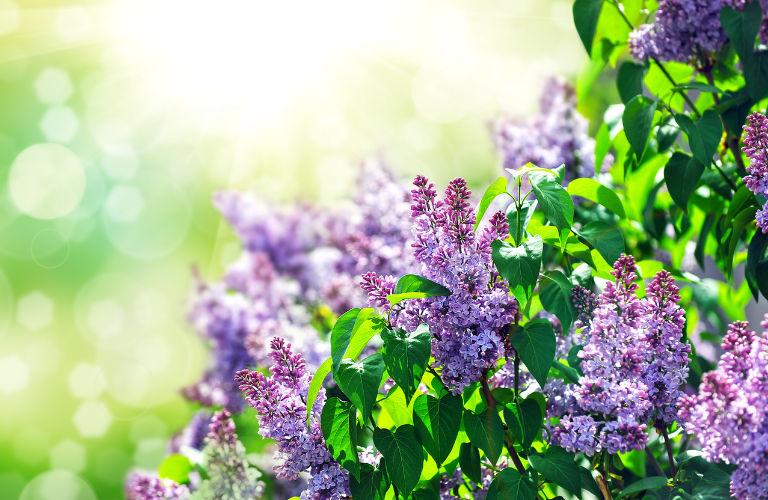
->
left=0, top=1, right=602, bottom=498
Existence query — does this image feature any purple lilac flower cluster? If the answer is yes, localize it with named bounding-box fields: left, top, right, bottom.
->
left=680, top=319, right=768, bottom=500
left=743, top=112, right=768, bottom=233
left=125, top=473, right=190, bottom=500
left=548, top=256, right=690, bottom=455
left=491, top=77, right=612, bottom=183
left=235, top=338, right=351, bottom=500
left=168, top=410, right=211, bottom=454
left=439, top=464, right=498, bottom=500
left=363, top=176, right=518, bottom=394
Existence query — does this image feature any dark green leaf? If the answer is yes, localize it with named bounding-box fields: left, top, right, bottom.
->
left=530, top=181, right=575, bottom=249
left=623, top=95, right=658, bottom=160
left=691, top=467, right=731, bottom=500
left=674, top=110, right=723, bottom=167
left=746, top=230, right=768, bottom=301
left=336, top=353, right=386, bottom=420
left=507, top=199, right=538, bottom=246
left=719, top=89, right=753, bottom=135
left=463, top=407, right=505, bottom=466
left=476, top=177, right=510, bottom=231
left=570, top=264, right=592, bottom=288
left=656, top=115, right=680, bottom=152
left=321, top=397, right=360, bottom=480
left=594, top=123, right=611, bottom=175
left=617, top=61, right=648, bottom=104
left=539, top=270, right=575, bottom=333
left=512, top=319, right=557, bottom=389
left=673, top=450, right=703, bottom=465
left=332, top=308, right=364, bottom=374
left=746, top=52, right=768, bottom=103
left=388, top=275, right=451, bottom=305
left=486, top=468, right=538, bottom=500
left=615, top=477, right=669, bottom=499
left=491, top=236, right=543, bottom=307
left=695, top=215, right=715, bottom=271
left=578, top=220, right=625, bottom=266
left=459, top=442, right=482, bottom=484
left=350, top=463, right=389, bottom=500
left=412, top=488, right=439, bottom=500
left=572, top=0, right=603, bottom=57
left=721, top=1, right=765, bottom=100
left=726, top=206, right=758, bottom=276
left=158, top=454, right=193, bottom=485
left=502, top=397, right=542, bottom=451
left=307, top=358, right=333, bottom=428
left=529, top=446, right=581, bottom=498
left=580, top=467, right=600, bottom=498
left=567, top=345, right=584, bottom=377
left=373, top=425, right=423, bottom=498
left=552, top=360, right=580, bottom=384
left=381, top=325, right=431, bottom=405
left=566, top=178, right=626, bottom=218
left=413, top=393, right=463, bottom=466
left=664, top=152, right=705, bottom=212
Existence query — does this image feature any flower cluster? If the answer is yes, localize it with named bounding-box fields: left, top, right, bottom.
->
left=125, top=473, right=190, bottom=500
left=491, top=77, right=611, bottom=183
left=743, top=112, right=768, bottom=233
left=235, top=338, right=350, bottom=500
left=548, top=256, right=690, bottom=455
left=168, top=410, right=211, bottom=454
left=439, top=465, right=497, bottom=500
left=363, top=176, right=518, bottom=394
left=680, top=319, right=768, bottom=500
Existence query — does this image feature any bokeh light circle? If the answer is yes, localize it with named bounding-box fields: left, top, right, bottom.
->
left=74, top=273, right=143, bottom=349
left=19, top=470, right=97, bottom=500
left=0, top=0, right=20, bottom=36
left=102, top=173, right=190, bottom=259
left=30, top=229, right=70, bottom=268
left=8, top=143, right=86, bottom=219
left=96, top=357, right=155, bottom=421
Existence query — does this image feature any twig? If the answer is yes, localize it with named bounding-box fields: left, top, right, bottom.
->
left=661, top=427, right=678, bottom=481
left=645, top=447, right=669, bottom=482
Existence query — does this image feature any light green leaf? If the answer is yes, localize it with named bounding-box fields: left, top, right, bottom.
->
left=336, top=354, right=386, bottom=420
left=307, top=357, right=333, bottom=428
left=566, top=178, right=626, bottom=218
left=615, top=477, right=669, bottom=499
left=387, top=275, right=451, bottom=305
left=475, top=177, right=510, bottom=230
left=158, top=454, right=193, bottom=485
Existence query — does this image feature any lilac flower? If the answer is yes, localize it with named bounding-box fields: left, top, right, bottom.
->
left=491, top=77, right=612, bottom=182
left=125, top=472, right=190, bottom=500
left=743, top=112, right=768, bottom=233
left=365, top=176, right=518, bottom=394
left=571, top=285, right=598, bottom=344
left=236, top=338, right=351, bottom=500
left=439, top=462, right=500, bottom=500
left=681, top=318, right=768, bottom=500
left=550, top=414, right=601, bottom=456
left=168, top=410, right=211, bottom=454
left=191, top=409, right=265, bottom=500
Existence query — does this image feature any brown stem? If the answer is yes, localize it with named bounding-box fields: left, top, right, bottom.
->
left=645, top=447, right=669, bottom=483
left=702, top=67, right=747, bottom=176
left=661, top=427, right=678, bottom=481
left=504, top=440, right=527, bottom=475
left=596, top=475, right=613, bottom=500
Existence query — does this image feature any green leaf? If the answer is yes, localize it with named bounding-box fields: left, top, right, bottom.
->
left=674, top=450, right=703, bottom=465
left=502, top=397, right=542, bottom=451
left=615, top=477, right=669, bottom=499
left=378, top=387, right=413, bottom=427
left=674, top=110, right=723, bottom=167
left=695, top=214, right=715, bottom=271
left=577, top=220, right=625, bottom=266
left=381, top=325, right=432, bottom=405
left=617, top=61, right=648, bottom=104
left=158, top=454, right=193, bottom=485
left=622, top=95, right=658, bottom=160
left=373, top=425, right=423, bottom=497
left=656, top=115, right=680, bottom=152
left=506, top=199, right=538, bottom=246
left=567, top=345, right=584, bottom=377
left=486, top=468, right=538, bottom=500
left=530, top=181, right=574, bottom=250
left=664, top=152, right=705, bottom=212
left=570, top=264, right=592, bottom=288
left=350, top=463, right=390, bottom=500
left=459, top=442, right=482, bottom=484
left=412, top=488, right=439, bottom=500
left=720, top=89, right=754, bottom=135
left=721, top=1, right=765, bottom=100
left=552, top=360, right=580, bottom=384
left=463, top=407, right=505, bottom=466
left=491, top=236, right=543, bottom=307
left=307, top=358, right=333, bottom=428
left=746, top=230, right=768, bottom=301
left=336, top=354, right=386, bottom=420
left=388, top=275, right=451, bottom=305
left=475, top=177, right=510, bottom=230
left=529, top=446, right=581, bottom=498
left=346, top=316, right=388, bottom=362
left=725, top=206, right=758, bottom=276
left=691, top=467, right=731, bottom=500
left=332, top=308, right=364, bottom=374
left=594, top=123, right=611, bottom=175
left=674, top=82, right=722, bottom=93
left=573, top=0, right=603, bottom=57
left=566, top=178, right=626, bottom=218
left=512, top=319, right=556, bottom=389
left=580, top=467, right=600, bottom=498
left=321, top=397, right=360, bottom=480
left=539, top=270, right=575, bottom=333
left=413, top=393, right=463, bottom=466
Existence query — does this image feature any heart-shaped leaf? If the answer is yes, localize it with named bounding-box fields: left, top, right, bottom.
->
left=381, top=325, right=431, bottom=405
left=373, top=425, right=423, bottom=497
left=623, top=95, right=657, bottom=160
left=336, top=353, right=386, bottom=420
left=664, top=152, right=705, bottom=212
left=486, top=468, right=538, bottom=500
left=512, top=319, right=557, bottom=389
left=349, top=463, right=390, bottom=500
left=572, top=0, right=603, bottom=57
left=578, top=220, right=625, bottom=266
left=529, top=446, right=582, bottom=498
left=539, top=270, right=576, bottom=333
left=463, top=407, right=505, bottom=466
left=502, top=397, right=542, bottom=451
left=530, top=181, right=574, bottom=250
left=674, top=110, right=723, bottom=167
left=491, top=235, right=543, bottom=307
left=475, top=177, right=510, bottom=230
left=459, top=442, right=482, bottom=484
left=321, top=397, right=360, bottom=480
left=413, top=393, right=463, bottom=466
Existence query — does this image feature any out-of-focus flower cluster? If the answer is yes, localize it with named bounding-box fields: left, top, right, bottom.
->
left=743, top=112, right=768, bottom=233
left=548, top=255, right=691, bottom=455
left=491, top=77, right=612, bottom=184
left=439, top=463, right=500, bottom=500
left=681, top=319, right=768, bottom=500
left=363, top=176, right=518, bottom=394
left=629, top=0, right=768, bottom=63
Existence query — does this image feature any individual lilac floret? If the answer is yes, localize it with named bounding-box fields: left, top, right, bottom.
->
left=681, top=318, right=768, bottom=500
left=235, top=338, right=352, bottom=500
left=365, top=176, right=518, bottom=394
left=629, top=0, right=746, bottom=63
left=743, top=112, right=768, bottom=233
left=125, top=472, right=190, bottom=500
left=492, top=76, right=612, bottom=182
left=191, top=409, right=265, bottom=500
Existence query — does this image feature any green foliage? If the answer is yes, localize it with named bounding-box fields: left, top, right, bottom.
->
left=673, top=111, right=722, bottom=167
left=491, top=236, right=543, bottom=307
left=529, top=446, right=582, bottom=498
left=459, top=442, right=482, bottom=484
left=463, top=406, right=505, bottom=466
left=507, top=199, right=538, bottom=246
left=373, top=425, right=423, bottom=497
left=622, top=95, right=657, bottom=160
left=615, top=477, right=668, bottom=499
left=664, top=152, right=705, bottom=212
left=336, top=354, right=386, bottom=420
left=502, top=397, right=542, bottom=451
left=381, top=325, right=431, bottom=404
left=387, top=274, right=452, bottom=305
left=321, top=397, right=360, bottom=481
left=539, top=270, right=576, bottom=332
left=350, top=464, right=390, bottom=500
left=476, top=177, right=510, bottom=230
left=158, top=454, right=194, bottom=485
left=566, top=178, right=626, bottom=218
left=511, top=319, right=557, bottom=388
left=486, top=468, right=538, bottom=500
left=617, top=61, right=648, bottom=104
left=572, top=0, right=603, bottom=56
left=413, top=393, right=463, bottom=466
left=577, top=220, right=625, bottom=265
left=530, top=180, right=575, bottom=249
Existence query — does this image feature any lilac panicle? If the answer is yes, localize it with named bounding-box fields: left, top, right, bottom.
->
left=236, top=338, right=352, bottom=500
left=363, top=176, right=518, bottom=394
left=168, top=410, right=211, bottom=454
left=125, top=472, right=190, bottom=500
left=743, top=112, right=768, bottom=233
left=681, top=318, right=768, bottom=500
